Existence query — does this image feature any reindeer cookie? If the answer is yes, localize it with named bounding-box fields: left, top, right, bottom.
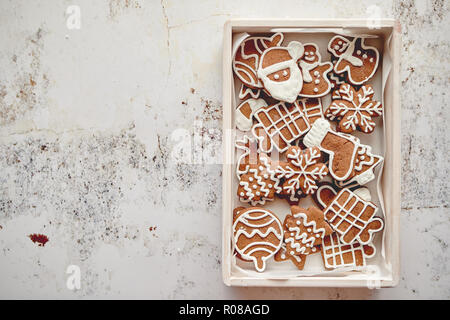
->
left=328, top=36, right=379, bottom=85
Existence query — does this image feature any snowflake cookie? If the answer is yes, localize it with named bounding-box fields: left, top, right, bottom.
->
left=325, top=83, right=383, bottom=134
left=275, top=146, right=328, bottom=200
left=283, top=206, right=334, bottom=256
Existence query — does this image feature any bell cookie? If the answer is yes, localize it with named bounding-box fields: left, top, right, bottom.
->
left=321, top=233, right=376, bottom=269
left=233, top=207, right=283, bottom=272
left=252, top=101, right=310, bottom=153
left=298, top=43, right=333, bottom=97
left=233, top=33, right=284, bottom=89
left=235, top=98, right=268, bottom=131
left=275, top=146, right=328, bottom=200
left=303, top=118, right=358, bottom=181
left=325, top=83, right=383, bottom=134
left=328, top=36, right=379, bottom=85
left=323, top=188, right=384, bottom=244
left=283, top=206, right=333, bottom=256
left=257, top=41, right=305, bottom=103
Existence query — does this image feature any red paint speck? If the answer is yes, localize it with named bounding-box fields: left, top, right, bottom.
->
left=28, top=234, right=49, bottom=247
left=149, top=226, right=157, bottom=232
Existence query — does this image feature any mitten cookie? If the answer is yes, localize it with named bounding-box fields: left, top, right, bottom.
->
left=233, top=207, right=283, bottom=272
left=235, top=98, right=268, bottom=131
left=233, top=33, right=284, bottom=88
left=303, top=118, right=358, bottom=181
left=321, top=233, right=376, bottom=269
left=257, top=41, right=305, bottom=103
left=328, top=36, right=379, bottom=85
left=283, top=206, right=333, bottom=256
left=298, top=43, right=333, bottom=97
left=325, top=83, right=383, bottom=134
left=252, top=101, right=310, bottom=153
left=275, top=146, right=328, bottom=201
left=323, top=188, right=384, bottom=244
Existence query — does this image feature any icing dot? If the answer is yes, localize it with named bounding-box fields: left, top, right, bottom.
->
left=312, top=247, right=317, bottom=252
left=240, top=192, right=244, bottom=196
left=305, top=52, right=309, bottom=56
left=290, top=233, right=294, bottom=236
left=249, top=177, right=253, bottom=182
left=274, top=74, right=280, bottom=80
left=256, top=191, right=260, bottom=196
left=316, top=234, right=320, bottom=238
left=296, top=248, right=301, bottom=252
left=290, top=251, right=295, bottom=255
left=309, top=51, right=314, bottom=55
left=338, top=41, right=343, bottom=45
left=307, top=228, right=312, bottom=232
left=357, top=50, right=362, bottom=55
left=281, top=254, right=286, bottom=259
left=263, top=174, right=269, bottom=179
left=268, top=184, right=273, bottom=188
left=259, top=166, right=264, bottom=171
left=314, top=88, right=319, bottom=92
left=283, top=70, right=288, bottom=76
left=370, top=57, right=374, bottom=62
left=334, top=45, right=339, bottom=50
left=360, top=155, right=365, bottom=160
left=314, top=71, right=320, bottom=76
left=363, top=54, right=368, bottom=59
left=296, top=220, right=300, bottom=225
left=315, top=79, right=320, bottom=84
left=253, top=185, right=257, bottom=189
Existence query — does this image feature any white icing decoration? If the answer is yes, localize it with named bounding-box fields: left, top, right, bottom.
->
left=238, top=84, right=261, bottom=100
left=235, top=98, right=269, bottom=131
left=274, top=74, right=280, bottom=80
left=353, top=187, right=371, bottom=201
left=258, top=41, right=304, bottom=103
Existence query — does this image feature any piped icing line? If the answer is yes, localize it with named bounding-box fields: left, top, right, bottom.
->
left=235, top=98, right=268, bottom=131
left=238, top=84, right=261, bottom=100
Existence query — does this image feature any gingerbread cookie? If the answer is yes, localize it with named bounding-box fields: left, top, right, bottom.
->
left=303, top=118, right=359, bottom=181
left=323, top=188, right=384, bottom=244
left=321, top=233, right=376, bottom=269
left=328, top=36, right=379, bottom=85
left=275, top=146, right=328, bottom=200
left=235, top=98, right=268, bottom=131
left=233, top=207, right=283, bottom=272
left=313, top=182, right=339, bottom=210
left=298, top=43, right=333, bottom=97
left=293, top=98, right=324, bottom=126
left=238, top=84, right=261, bottom=100
left=252, top=101, right=310, bottom=153
left=237, top=155, right=282, bottom=205
left=233, top=33, right=284, bottom=88
left=283, top=206, right=333, bottom=256
left=325, top=83, right=383, bottom=134
left=257, top=41, right=305, bottom=103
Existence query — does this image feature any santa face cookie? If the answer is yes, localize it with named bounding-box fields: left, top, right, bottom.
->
left=275, top=146, right=328, bottom=200
left=257, top=41, right=305, bottom=103
left=328, top=36, right=379, bottom=85
left=298, top=43, right=333, bottom=97
left=321, top=233, right=376, bottom=269
left=325, top=83, right=383, bottom=134
left=283, top=206, right=334, bottom=256
left=252, top=101, right=310, bottom=153
left=323, top=188, right=384, bottom=245
left=303, top=118, right=358, bottom=181
left=233, top=207, right=283, bottom=272
left=233, top=33, right=284, bottom=89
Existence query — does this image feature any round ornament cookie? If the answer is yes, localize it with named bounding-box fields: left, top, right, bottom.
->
left=233, top=207, right=283, bottom=272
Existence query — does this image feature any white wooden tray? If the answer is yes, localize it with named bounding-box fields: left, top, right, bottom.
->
left=222, top=19, right=401, bottom=287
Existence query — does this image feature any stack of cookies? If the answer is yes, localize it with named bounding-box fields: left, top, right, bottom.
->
left=232, top=33, right=384, bottom=272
